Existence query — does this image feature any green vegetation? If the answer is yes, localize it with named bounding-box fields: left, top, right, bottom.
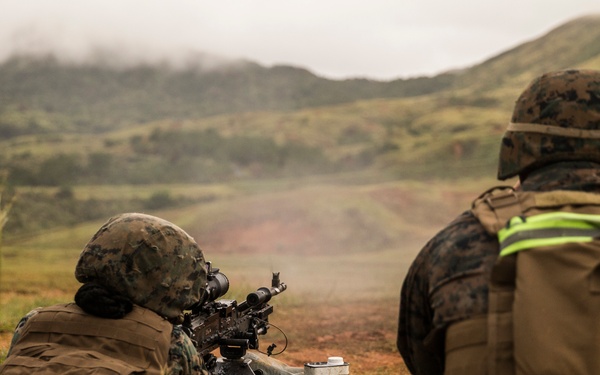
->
left=0, top=55, right=454, bottom=135
left=3, top=184, right=235, bottom=239
left=0, top=14, right=597, bottom=242
left=2, top=18, right=598, bottom=183
left=6, top=128, right=335, bottom=186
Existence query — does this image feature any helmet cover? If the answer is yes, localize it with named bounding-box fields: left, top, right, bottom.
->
left=498, top=69, right=600, bottom=179
left=75, top=213, right=207, bottom=319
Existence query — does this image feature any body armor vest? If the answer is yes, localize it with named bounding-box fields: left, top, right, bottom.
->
left=1, top=303, right=172, bottom=374
left=444, top=188, right=600, bottom=375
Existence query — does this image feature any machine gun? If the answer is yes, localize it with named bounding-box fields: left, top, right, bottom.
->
left=182, top=262, right=287, bottom=375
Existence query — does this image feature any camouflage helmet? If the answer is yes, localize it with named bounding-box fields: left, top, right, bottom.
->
left=75, top=213, right=207, bottom=319
left=497, top=69, right=600, bottom=180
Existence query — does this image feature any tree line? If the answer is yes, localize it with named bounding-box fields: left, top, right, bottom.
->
left=4, top=128, right=344, bottom=186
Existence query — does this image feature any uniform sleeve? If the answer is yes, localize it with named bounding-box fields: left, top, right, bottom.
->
left=167, top=325, right=209, bottom=375
left=398, top=210, right=498, bottom=375
left=397, top=236, right=444, bottom=375
left=6, top=308, right=41, bottom=356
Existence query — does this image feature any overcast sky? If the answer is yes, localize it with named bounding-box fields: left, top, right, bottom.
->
left=2, top=1, right=600, bottom=81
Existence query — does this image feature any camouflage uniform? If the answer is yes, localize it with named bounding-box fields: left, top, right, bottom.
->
left=166, top=325, right=207, bottom=374
left=397, top=69, right=600, bottom=374
left=3, top=213, right=209, bottom=375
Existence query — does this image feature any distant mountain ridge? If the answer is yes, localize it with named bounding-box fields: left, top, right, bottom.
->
left=1, top=15, right=600, bottom=240
left=0, top=15, right=599, bottom=136
left=0, top=54, right=454, bottom=135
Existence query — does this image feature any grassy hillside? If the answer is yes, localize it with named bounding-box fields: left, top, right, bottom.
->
left=453, top=15, right=600, bottom=92
left=0, top=15, right=599, bottom=238
left=0, top=16, right=600, bottom=181
left=0, top=56, right=454, bottom=135
left=0, top=15, right=597, bottom=238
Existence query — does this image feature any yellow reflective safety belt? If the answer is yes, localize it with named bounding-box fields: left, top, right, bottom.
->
left=498, top=212, right=600, bottom=256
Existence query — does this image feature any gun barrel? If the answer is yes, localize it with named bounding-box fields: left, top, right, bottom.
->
left=246, top=282, right=287, bottom=307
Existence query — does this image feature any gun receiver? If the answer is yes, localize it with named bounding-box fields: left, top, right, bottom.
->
left=182, top=263, right=287, bottom=367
